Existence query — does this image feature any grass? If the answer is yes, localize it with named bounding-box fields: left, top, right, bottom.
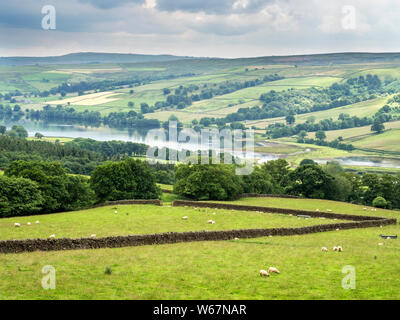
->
left=352, top=129, right=400, bottom=152
left=0, top=204, right=343, bottom=241
left=0, top=197, right=399, bottom=299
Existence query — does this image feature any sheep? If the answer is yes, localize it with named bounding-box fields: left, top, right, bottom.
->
left=336, top=228, right=340, bottom=231
left=49, top=234, right=55, bottom=239
left=114, top=210, right=118, bottom=214
left=14, top=223, right=21, bottom=228
left=27, top=222, right=31, bottom=226
left=207, top=220, right=215, bottom=224
left=234, top=237, right=239, bottom=241
left=182, top=216, right=188, bottom=220
left=90, top=234, right=96, bottom=238
left=363, top=208, right=367, bottom=211
left=268, top=267, right=280, bottom=274
left=327, top=209, right=332, bottom=212
left=259, top=270, right=270, bottom=277
left=337, top=246, right=343, bottom=252
left=321, top=247, right=328, bottom=252
left=378, top=243, right=384, bottom=246
left=333, top=246, right=338, bottom=251
left=316, top=209, right=320, bottom=212
left=35, top=221, right=40, bottom=224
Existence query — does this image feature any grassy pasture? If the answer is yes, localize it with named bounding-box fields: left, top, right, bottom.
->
left=352, top=129, right=400, bottom=152
left=0, top=204, right=343, bottom=241
left=0, top=197, right=399, bottom=300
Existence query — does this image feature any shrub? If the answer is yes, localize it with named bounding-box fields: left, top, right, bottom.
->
left=372, top=196, right=387, bottom=208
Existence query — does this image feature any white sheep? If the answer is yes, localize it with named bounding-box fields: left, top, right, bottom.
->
left=35, top=221, right=40, bottom=224
left=316, top=209, right=320, bottom=212
left=363, top=208, right=367, bottom=211
left=378, top=243, right=384, bottom=246
left=90, top=234, right=96, bottom=238
left=14, top=223, right=21, bottom=227
left=207, top=220, right=215, bottom=224
left=337, top=246, right=343, bottom=252
left=327, top=209, right=332, bottom=212
left=336, top=228, right=340, bottom=231
left=182, top=216, right=188, bottom=220
left=114, top=210, right=118, bottom=214
left=234, top=237, right=239, bottom=241
left=49, top=234, right=55, bottom=239
left=27, top=222, right=31, bottom=226
left=259, top=270, right=270, bottom=277
left=268, top=267, right=280, bottom=274
left=333, top=246, right=338, bottom=251
left=321, top=247, right=328, bottom=252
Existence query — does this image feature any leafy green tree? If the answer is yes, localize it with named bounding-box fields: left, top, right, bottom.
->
left=5, top=160, right=94, bottom=212
left=174, top=163, right=243, bottom=200
left=90, top=158, right=161, bottom=202
left=285, top=114, right=295, bottom=125
left=0, top=175, right=44, bottom=217
left=261, top=159, right=290, bottom=189
left=315, top=130, right=326, bottom=141
left=242, top=166, right=277, bottom=194
left=286, top=164, right=335, bottom=199
left=0, top=126, right=6, bottom=135
left=35, top=132, right=44, bottom=139
left=300, top=159, right=316, bottom=166
left=371, top=120, right=385, bottom=133
left=373, top=196, right=387, bottom=208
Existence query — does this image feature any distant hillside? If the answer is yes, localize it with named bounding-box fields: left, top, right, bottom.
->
left=0, top=52, right=197, bottom=66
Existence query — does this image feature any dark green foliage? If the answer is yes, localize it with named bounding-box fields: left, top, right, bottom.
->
left=372, top=196, right=387, bottom=208
left=0, top=175, right=44, bottom=217
left=90, top=158, right=161, bottom=202
left=174, top=164, right=243, bottom=200
left=286, top=164, right=335, bottom=199
left=5, top=160, right=95, bottom=213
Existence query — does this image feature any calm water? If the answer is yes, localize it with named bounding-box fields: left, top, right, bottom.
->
left=2, top=120, right=400, bottom=169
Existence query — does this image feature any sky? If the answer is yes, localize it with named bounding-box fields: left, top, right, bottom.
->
left=0, top=0, right=399, bottom=58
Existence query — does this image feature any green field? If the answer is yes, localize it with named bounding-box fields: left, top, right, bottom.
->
left=0, top=197, right=399, bottom=300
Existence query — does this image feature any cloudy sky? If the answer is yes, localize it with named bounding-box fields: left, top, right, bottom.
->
left=0, top=0, right=399, bottom=58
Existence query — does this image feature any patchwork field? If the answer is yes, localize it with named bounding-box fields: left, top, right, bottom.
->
left=0, top=197, right=399, bottom=300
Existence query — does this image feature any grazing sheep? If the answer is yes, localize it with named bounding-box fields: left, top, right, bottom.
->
left=363, top=208, right=367, bottom=211
left=259, top=270, right=270, bottom=277
left=207, top=220, right=215, bottom=224
left=35, top=221, right=40, bottom=224
left=333, top=246, right=338, bottom=251
left=234, top=237, right=239, bottom=241
left=27, top=222, right=31, bottom=226
left=114, top=210, right=118, bottom=214
left=212, top=212, right=216, bottom=215
left=14, top=223, right=21, bottom=227
left=327, top=209, right=332, bottom=212
left=336, top=228, right=340, bottom=231
left=337, top=246, right=343, bottom=252
left=49, top=234, right=55, bottom=239
left=268, top=267, right=280, bottom=274
left=316, top=209, right=320, bottom=212
left=182, top=216, right=188, bottom=220
left=378, top=243, right=384, bottom=246
left=321, top=247, right=328, bottom=252
left=90, top=234, right=96, bottom=238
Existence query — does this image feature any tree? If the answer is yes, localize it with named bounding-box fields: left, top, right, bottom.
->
left=286, top=164, right=335, bottom=199
left=371, top=120, right=385, bottom=134
left=315, top=130, right=326, bottom=141
left=90, top=158, right=161, bottom=202
left=300, top=159, right=315, bottom=166
left=174, top=163, right=243, bottom=200
left=242, top=166, right=277, bottom=194
left=35, top=132, right=44, bottom=139
left=128, top=101, right=134, bottom=108
left=0, top=175, right=44, bottom=217
left=261, top=159, right=290, bottom=189
left=5, top=160, right=94, bottom=213
left=0, top=126, right=6, bottom=135
left=373, top=196, right=387, bottom=208
left=285, top=114, right=295, bottom=125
